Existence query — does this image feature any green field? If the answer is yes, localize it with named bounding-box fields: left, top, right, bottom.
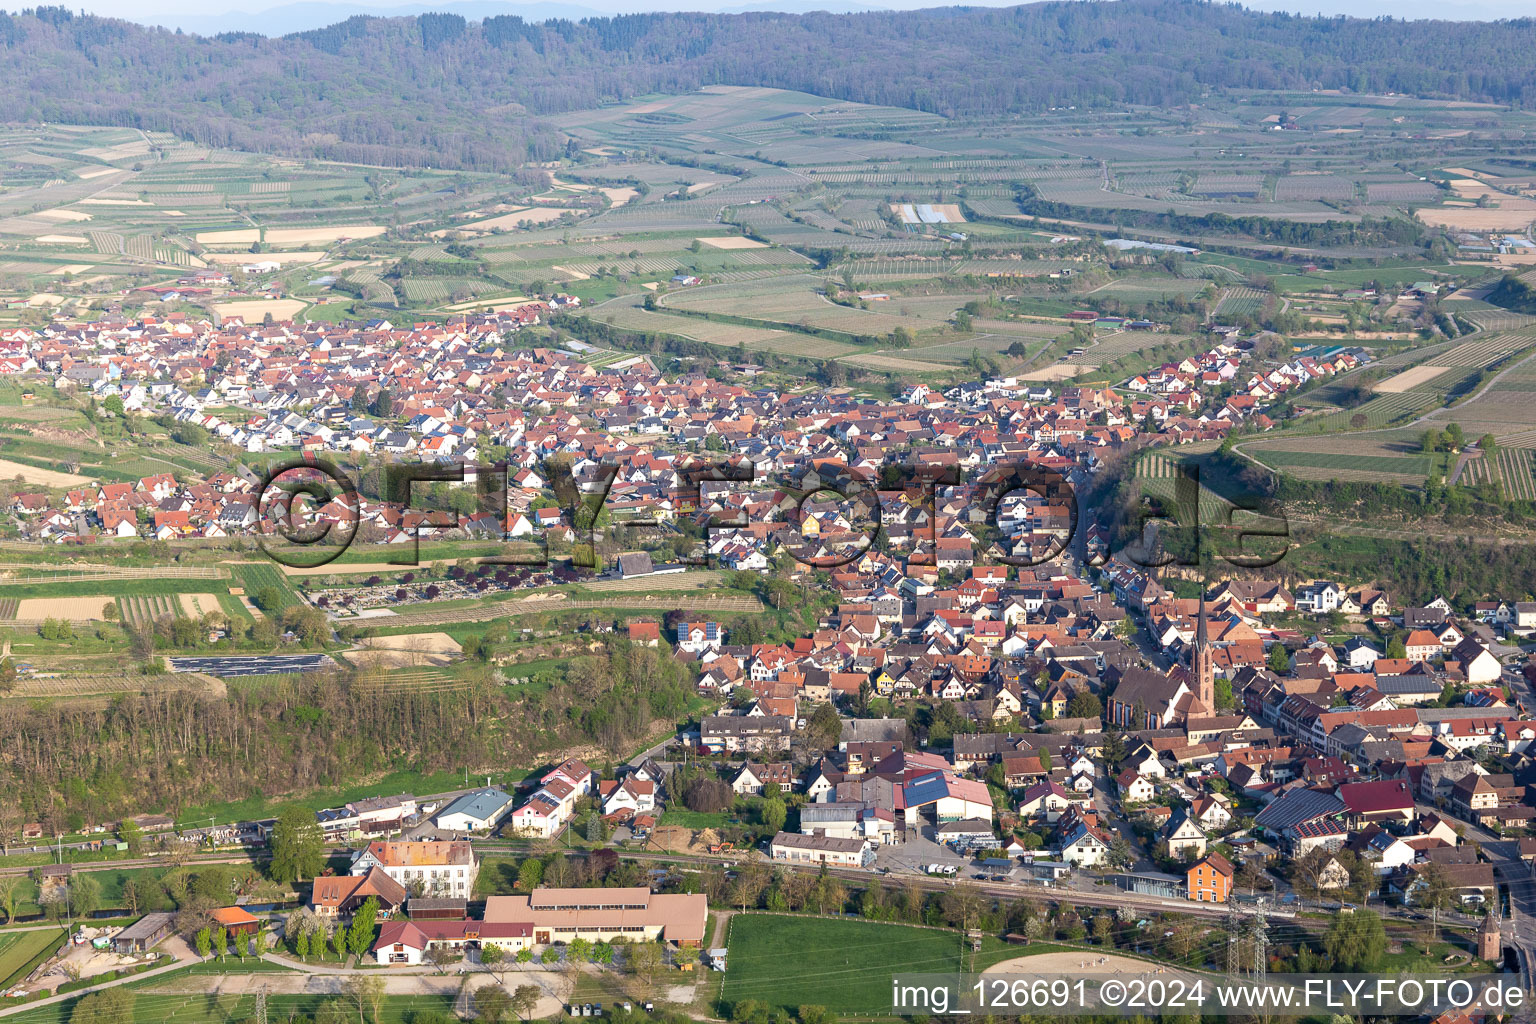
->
left=1, top=987, right=456, bottom=1024
left=0, top=928, right=65, bottom=990
left=227, top=563, right=300, bottom=610
left=723, top=915, right=1024, bottom=1014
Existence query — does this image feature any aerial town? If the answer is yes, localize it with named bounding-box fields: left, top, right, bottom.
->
left=1, top=5, right=1536, bottom=1021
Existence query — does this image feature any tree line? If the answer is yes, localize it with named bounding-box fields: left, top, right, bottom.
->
left=0, top=637, right=691, bottom=830
left=3, top=1, right=1536, bottom=171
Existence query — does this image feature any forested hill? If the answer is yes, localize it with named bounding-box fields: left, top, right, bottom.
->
left=3, top=0, right=1535, bottom=170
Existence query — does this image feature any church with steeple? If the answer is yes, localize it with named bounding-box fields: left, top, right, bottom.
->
left=1104, top=592, right=1219, bottom=731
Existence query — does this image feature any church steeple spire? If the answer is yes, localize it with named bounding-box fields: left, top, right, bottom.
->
left=1193, top=590, right=1214, bottom=716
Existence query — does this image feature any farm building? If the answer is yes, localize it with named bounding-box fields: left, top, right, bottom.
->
left=211, top=906, right=260, bottom=940
left=309, top=866, right=408, bottom=919
left=113, top=912, right=175, bottom=954
left=372, top=919, right=534, bottom=965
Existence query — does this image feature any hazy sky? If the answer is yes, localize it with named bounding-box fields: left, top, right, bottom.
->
left=61, top=0, right=1536, bottom=31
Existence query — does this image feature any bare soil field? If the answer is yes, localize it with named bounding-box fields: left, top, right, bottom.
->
left=1374, top=364, right=1450, bottom=392
left=35, top=234, right=88, bottom=244
left=15, top=596, right=116, bottom=619
left=176, top=593, right=222, bottom=618
left=345, top=631, right=464, bottom=669
left=697, top=236, right=768, bottom=249
left=985, top=952, right=1198, bottom=979
left=0, top=458, right=92, bottom=486
left=444, top=294, right=534, bottom=311
left=212, top=298, right=309, bottom=321
left=37, top=209, right=92, bottom=222
left=1417, top=203, right=1536, bottom=231
left=1019, top=364, right=1089, bottom=381
left=265, top=225, right=385, bottom=245
left=455, top=207, right=571, bottom=232
left=840, top=353, right=952, bottom=373
left=204, top=251, right=328, bottom=265
left=195, top=228, right=260, bottom=244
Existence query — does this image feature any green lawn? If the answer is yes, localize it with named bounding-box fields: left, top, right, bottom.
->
left=657, top=808, right=732, bottom=829
left=722, top=915, right=1027, bottom=1014
left=2, top=989, right=456, bottom=1024
left=0, top=928, right=65, bottom=990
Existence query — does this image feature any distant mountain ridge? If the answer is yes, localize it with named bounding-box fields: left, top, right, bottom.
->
left=2, top=0, right=1533, bottom=172
left=142, top=0, right=888, bottom=36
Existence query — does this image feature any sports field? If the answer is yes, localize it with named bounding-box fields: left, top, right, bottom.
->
left=723, top=915, right=978, bottom=1013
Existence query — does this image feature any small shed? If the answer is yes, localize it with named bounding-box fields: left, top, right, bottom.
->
left=211, top=906, right=259, bottom=940
left=113, top=912, right=175, bottom=954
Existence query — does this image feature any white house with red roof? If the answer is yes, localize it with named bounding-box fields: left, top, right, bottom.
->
left=510, top=758, right=593, bottom=838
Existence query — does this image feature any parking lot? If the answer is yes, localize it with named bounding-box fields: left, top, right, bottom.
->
left=168, top=653, right=336, bottom=677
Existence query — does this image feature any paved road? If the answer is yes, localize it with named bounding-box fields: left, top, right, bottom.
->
left=0, top=941, right=192, bottom=1018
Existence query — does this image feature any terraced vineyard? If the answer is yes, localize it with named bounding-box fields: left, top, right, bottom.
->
left=1460, top=448, right=1536, bottom=499
left=1136, top=451, right=1236, bottom=522
left=120, top=592, right=185, bottom=626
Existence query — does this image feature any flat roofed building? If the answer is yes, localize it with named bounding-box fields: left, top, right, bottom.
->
left=483, top=886, right=707, bottom=946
